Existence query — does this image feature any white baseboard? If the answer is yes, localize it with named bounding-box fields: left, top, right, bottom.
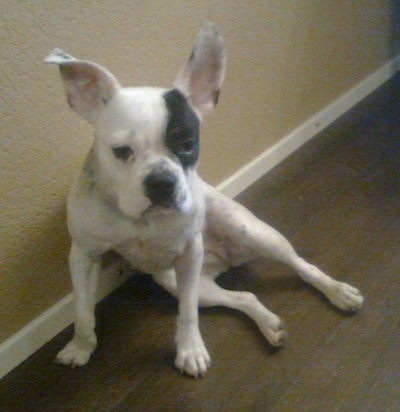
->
left=217, top=57, right=400, bottom=198
left=1, top=56, right=398, bottom=380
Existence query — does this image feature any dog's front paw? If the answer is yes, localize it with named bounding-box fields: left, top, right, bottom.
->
left=175, top=342, right=211, bottom=378
left=175, top=326, right=211, bottom=378
left=55, top=334, right=97, bottom=368
left=326, top=281, right=364, bottom=312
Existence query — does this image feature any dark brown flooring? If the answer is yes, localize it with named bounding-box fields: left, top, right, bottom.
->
left=2, top=74, right=400, bottom=412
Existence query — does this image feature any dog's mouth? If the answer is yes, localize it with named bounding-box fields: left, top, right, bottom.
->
left=149, top=200, right=177, bottom=210
left=143, top=201, right=180, bottom=217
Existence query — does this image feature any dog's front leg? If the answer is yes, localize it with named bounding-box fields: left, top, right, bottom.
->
left=174, top=233, right=210, bottom=378
left=56, top=242, right=100, bottom=368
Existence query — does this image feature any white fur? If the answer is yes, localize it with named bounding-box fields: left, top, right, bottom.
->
left=45, top=24, right=363, bottom=378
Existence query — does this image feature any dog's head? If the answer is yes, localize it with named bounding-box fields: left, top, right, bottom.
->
left=45, top=24, right=225, bottom=219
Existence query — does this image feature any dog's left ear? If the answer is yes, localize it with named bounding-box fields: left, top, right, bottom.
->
left=44, top=48, right=121, bottom=124
left=173, top=23, right=226, bottom=118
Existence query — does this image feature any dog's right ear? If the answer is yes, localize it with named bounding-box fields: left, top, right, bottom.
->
left=44, top=48, right=121, bottom=124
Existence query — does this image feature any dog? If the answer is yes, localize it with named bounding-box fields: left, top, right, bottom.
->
left=45, top=23, right=363, bottom=378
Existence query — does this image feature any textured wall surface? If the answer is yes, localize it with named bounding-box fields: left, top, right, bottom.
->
left=0, top=1, right=392, bottom=343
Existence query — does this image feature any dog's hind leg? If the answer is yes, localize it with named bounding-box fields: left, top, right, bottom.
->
left=199, top=276, right=287, bottom=347
left=242, top=223, right=363, bottom=312
left=205, top=189, right=363, bottom=312
left=238, top=218, right=364, bottom=312
left=153, top=270, right=287, bottom=347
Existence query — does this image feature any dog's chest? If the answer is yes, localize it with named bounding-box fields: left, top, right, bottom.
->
left=115, top=214, right=193, bottom=274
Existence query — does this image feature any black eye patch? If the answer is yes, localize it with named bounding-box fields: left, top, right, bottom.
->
left=112, top=145, right=134, bottom=161
left=163, top=89, right=200, bottom=169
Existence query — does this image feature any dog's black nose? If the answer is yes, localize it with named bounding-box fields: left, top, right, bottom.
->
left=143, top=170, right=178, bottom=207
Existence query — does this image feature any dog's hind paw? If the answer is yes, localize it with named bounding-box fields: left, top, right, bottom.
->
left=326, top=281, right=364, bottom=312
left=55, top=334, right=97, bottom=368
left=258, top=316, right=287, bottom=347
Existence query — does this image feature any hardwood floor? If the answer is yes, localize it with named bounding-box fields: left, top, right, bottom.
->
left=1, top=74, right=400, bottom=411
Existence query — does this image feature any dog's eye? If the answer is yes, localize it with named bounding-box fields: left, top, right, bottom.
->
left=112, top=146, right=133, bottom=161
left=178, top=142, right=194, bottom=154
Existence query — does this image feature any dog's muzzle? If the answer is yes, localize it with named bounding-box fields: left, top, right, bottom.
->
left=143, top=169, right=178, bottom=208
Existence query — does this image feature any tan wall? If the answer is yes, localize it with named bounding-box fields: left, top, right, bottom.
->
left=0, top=1, right=392, bottom=343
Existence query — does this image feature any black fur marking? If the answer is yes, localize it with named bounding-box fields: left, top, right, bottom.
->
left=163, top=89, right=200, bottom=169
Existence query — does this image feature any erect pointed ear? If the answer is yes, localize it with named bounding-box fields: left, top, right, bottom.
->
left=173, top=23, right=226, bottom=118
left=44, top=48, right=121, bottom=124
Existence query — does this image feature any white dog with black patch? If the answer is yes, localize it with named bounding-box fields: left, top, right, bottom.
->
left=45, top=24, right=363, bottom=378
